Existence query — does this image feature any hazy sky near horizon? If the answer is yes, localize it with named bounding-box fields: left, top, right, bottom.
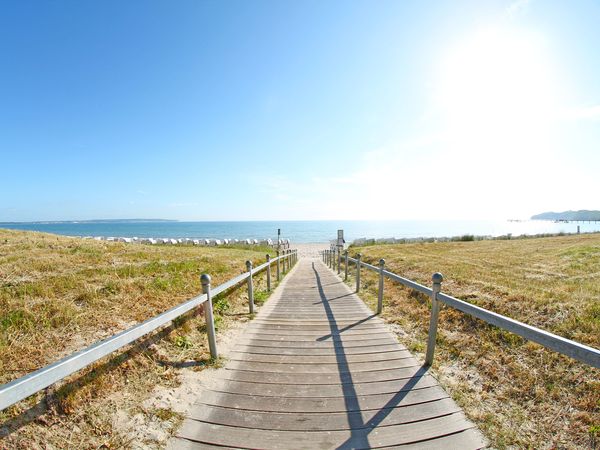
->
left=1, top=0, right=599, bottom=222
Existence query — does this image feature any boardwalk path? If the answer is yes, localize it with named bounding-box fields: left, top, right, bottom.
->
left=171, top=258, right=485, bottom=449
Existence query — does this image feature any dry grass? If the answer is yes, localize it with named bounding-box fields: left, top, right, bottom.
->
left=347, top=233, right=600, bottom=448
left=0, top=228, right=282, bottom=448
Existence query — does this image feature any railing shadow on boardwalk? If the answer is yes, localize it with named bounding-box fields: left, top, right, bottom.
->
left=311, top=262, right=429, bottom=450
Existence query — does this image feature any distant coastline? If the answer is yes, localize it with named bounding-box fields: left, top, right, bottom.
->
left=531, top=210, right=600, bottom=221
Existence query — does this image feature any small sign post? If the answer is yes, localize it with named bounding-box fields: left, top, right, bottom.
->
left=337, top=229, right=344, bottom=247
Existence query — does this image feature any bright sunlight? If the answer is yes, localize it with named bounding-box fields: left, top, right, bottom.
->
left=436, top=26, right=563, bottom=152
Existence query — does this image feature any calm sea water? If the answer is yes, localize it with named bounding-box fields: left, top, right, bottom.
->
left=1, top=220, right=599, bottom=243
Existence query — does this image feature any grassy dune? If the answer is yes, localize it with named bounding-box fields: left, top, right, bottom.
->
left=348, top=234, right=600, bottom=448
left=0, top=229, right=278, bottom=448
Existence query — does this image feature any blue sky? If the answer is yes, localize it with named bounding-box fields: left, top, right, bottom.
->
left=1, top=0, right=599, bottom=221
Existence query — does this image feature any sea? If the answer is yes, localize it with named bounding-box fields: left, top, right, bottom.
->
left=1, top=220, right=599, bottom=243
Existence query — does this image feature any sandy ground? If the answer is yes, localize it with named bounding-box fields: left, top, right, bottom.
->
left=294, top=242, right=329, bottom=258
left=117, top=263, right=304, bottom=448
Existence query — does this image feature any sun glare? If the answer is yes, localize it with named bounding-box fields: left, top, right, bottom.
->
left=436, top=26, right=561, bottom=152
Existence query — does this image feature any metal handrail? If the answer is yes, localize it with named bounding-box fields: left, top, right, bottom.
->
left=0, top=249, right=298, bottom=411
left=327, top=250, right=600, bottom=369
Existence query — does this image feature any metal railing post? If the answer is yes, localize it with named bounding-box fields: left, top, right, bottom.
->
left=377, top=258, right=385, bottom=314
left=425, top=273, right=444, bottom=366
left=276, top=250, right=281, bottom=281
left=333, top=247, right=337, bottom=271
left=201, top=274, right=218, bottom=359
left=337, top=248, right=341, bottom=274
left=266, top=254, right=271, bottom=292
left=246, top=260, right=254, bottom=314
left=344, top=250, right=349, bottom=281
left=356, top=253, right=362, bottom=292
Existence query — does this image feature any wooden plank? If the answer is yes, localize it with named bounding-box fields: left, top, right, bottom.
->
left=242, top=328, right=388, bottom=336
left=220, top=365, right=426, bottom=385
left=242, top=331, right=392, bottom=341
left=245, top=323, right=384, bottom=331
left=204, top=375, right=439, bottom=397
left=243, top=337, right=399, bottom=348
left=176, top=413, right=481, bottom=449
left=226, top=357, right=417, bottom=373
left=188, top=398, right=461, bottom=431
left=226, top=349, right=412, bottom=364
left=195, top=386, right=449, bottom=413
left=174, top=429, right=485, bottom=450
left=231, top=343, right=405, bottom=355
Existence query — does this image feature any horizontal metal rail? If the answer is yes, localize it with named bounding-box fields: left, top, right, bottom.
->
left=339, top=251, right=600, bottom=368
left=437, top=292, right=600, bottom=368
left=0, top=251, right=295, bottom=411
left=347, top=256, right=432, bottom=295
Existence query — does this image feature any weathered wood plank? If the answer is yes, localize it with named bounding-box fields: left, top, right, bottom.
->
left=226, top=357, right=417, bottom=373
left=242, top=328, right=389, bottom=336
left=220, top=365, right=425, bottom=384
left=176, top=413, right=481, bottom=449
left=172, top=428, right=485, bottom=450
left=187, top=397, right=461, bottom=431
left=245, top=323, right=384, bottom=331
left=243, top=337, right=399, bottom=348
left=231, top=343, right=405, bottom=355
left=242, top=331, right=392, bottom=340
left=195, top=386, right=450, bottom=413
left=204, top=375, right=439, bottom=397
left=226, top=349, right=412, bottom=364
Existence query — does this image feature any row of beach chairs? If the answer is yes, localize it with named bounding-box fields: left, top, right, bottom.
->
left=84, top=236, right=290, bottom=247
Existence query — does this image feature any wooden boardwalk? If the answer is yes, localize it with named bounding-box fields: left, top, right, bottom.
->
left=171, top=258, right=485, bottom=449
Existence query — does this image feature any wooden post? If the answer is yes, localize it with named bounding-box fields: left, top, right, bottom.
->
left=266, top=254, right=271, bottom=292
left=344, top=250, right=349, bottom=281
left=246, top=260, right=254, bottom=314
left=337, top=248, right=341, bottom=274
left=425, top=273, right=444, bottom=366
left=356, top=253, right=362, bottom=292
left=200, top=274, right=218, bottom=359
left=377, top=258, right=385, bottom=314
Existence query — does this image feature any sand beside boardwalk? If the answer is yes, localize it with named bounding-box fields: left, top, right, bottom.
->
left=294, top=242, right=329, bottom=258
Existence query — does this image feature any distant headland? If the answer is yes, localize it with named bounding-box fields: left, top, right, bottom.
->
left=531, top=210, right=600, bottom=221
